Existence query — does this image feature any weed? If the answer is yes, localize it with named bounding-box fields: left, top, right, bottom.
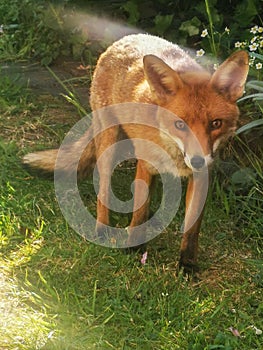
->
left=45, top=65, right=90, bottom=118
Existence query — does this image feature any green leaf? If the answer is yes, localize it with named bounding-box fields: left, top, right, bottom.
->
left=154, top=14, right=174, bottom=36
left=234, top=0, right=258, bottom=27
left=179, top=17, right=201, bottom=36
left=238, top=93, right=263, bottom=102
left=231, top=167, right=256, bottom=186
left=236, top=119, right=263, bottom=134
left=246, top=80, right=263, bottom=92
left=250, top=52, right=263, bottom=61
left=122, top=1, right=140, bottom=26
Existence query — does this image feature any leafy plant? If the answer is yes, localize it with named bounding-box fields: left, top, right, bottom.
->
left=0, top=0, right=262, bottom=65
left=0, top=0, right=84, bottom=64
left=121, top=0, right=140, bottom=26
left=237, top=55, right=263, bottom=135
left=212, top=62, right=263, bottom=244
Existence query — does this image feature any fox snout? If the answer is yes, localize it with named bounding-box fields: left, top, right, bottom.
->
left=168, top=126, right=214, bottom=172
left=177, top=123, right=217, bottom=172
left=183, top=153, right=212, bottom=172
left=189, top=155, right=205, bottom=170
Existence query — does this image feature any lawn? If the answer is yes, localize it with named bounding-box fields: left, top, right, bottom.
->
left=0, top=62, right=262, bottom=350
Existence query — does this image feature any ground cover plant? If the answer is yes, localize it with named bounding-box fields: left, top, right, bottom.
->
left=0, top=1, right=263, bottom=349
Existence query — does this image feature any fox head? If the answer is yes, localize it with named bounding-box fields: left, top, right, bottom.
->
left=143, top=51, right=249, bottom=172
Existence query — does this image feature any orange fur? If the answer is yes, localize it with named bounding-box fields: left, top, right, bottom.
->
left=23, top=34, right=249, bottom=270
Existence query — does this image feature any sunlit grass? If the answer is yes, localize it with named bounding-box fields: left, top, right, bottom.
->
left=1, top=135, right=263, bottom=349
left=0, top=264, right=55, bottom=349
left=0, top=73, right=262, bottom=349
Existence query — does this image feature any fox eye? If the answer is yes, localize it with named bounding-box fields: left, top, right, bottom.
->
left=175, top=120, right=187, bottom=131
left=211, top=119, right=222, bottom=130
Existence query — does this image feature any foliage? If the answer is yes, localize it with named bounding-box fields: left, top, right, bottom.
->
left=238, top=78, right=263, bottom=134
left=212, top=57, right=263, bottom=247
left=0, top=0, right=84, bottom=65
left=104, top=0, right=262, bottom=55
left=198, top=24, right=263, bottom=79
left=0, top=0, right=262, bottom=65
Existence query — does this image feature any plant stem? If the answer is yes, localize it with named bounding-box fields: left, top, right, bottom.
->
left=46, top=65, right=89, bottom=117
left=205, top=0, right=217, bottom=56
left=92, top=280, right=98, bottom=317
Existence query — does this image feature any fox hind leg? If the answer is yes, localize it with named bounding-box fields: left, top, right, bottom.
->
left=94, top=126, right=120, bottom=242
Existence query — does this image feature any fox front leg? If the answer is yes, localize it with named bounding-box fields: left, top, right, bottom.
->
left=179, top=173, right=208, bottom=272
left=127, top=160, right=154, bottom=247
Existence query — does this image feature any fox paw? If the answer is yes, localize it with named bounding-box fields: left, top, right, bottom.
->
left=178, top=258, right=199, bottom=275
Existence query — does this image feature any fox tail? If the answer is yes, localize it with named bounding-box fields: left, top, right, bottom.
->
left=23, top=129, right=96, bottom=179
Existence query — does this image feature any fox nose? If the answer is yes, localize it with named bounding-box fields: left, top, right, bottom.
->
left=190, top=155, right=205, bottom=170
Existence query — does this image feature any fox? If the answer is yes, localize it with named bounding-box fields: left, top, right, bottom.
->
left=23, top=33, right=249, bottom=271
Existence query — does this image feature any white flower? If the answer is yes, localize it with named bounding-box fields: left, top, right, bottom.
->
left=255, top=328, right=262, bottom=335
left=236, top=41, right=248, bottom=49
left=249, top=42, right=259, bottom=51
left=251, top=36, right=258, bottom=43
left=250, top=25, right=259, bottom=34
left=249, top=57, right=255, bottom=66
left=201, top=29, right=208, bottom=38
left=250, top=325, right=262, bottom=335
left=256, top=62, right=262, bottom=70
left=196, top=49, right=205, bottom=57
left=260, top=40, right=263, bottom=48
left=225, top=27, right=230, bottom=34
left=213, top=63, right=219, bottom=71
left=258, top=26, right=263, bottom=33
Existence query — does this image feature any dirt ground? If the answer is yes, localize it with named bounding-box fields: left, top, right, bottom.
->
left=1, top=59, right=91, bottom=108
left=0, top=59, right=94, bottom=149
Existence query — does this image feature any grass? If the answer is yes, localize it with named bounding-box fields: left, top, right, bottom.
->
left=0, top=70, right=263, bottom=350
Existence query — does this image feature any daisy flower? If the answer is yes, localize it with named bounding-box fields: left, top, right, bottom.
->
left=201, top=29, right=208, bottom=38
left=250, top=25, right=259, bottom=34
left=249, top=42, right=259, bottom=51
left=196, top=49, right=205, bottom=57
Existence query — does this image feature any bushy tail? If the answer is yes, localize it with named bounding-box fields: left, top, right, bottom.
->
left=23, top=128, right=96, bottom=179
left=23, top=149, right=59, bottom=172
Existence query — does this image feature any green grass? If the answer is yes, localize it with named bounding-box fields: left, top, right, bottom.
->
left=0, top=73, right=263, bottom=350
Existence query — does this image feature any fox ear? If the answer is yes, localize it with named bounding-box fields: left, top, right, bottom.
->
left=210, top=50, right=249, bottom=102
left=143, top=55, right=183, bottom=101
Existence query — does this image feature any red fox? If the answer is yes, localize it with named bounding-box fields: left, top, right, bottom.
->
left=23, top=34, right=249, bottom=270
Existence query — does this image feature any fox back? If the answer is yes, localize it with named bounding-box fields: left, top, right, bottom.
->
left=90, top=34, right=202, bottom=108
